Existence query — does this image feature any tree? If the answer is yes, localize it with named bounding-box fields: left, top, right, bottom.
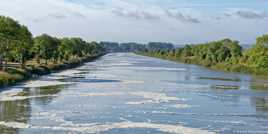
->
left=0, top=15, right=106, bottom=71
left=70, top=38, right=86, bottom=57
left=182, top=45, right=193, bottom=57
left=33, top=34, right=58, bottom=64
left=0, top=16, right=21, bottom=68
left=14, top=25, right=33, bottom=67
left=244, top=35, right=268, bottom=68
left=256, top=34, right=268, bottom=47
left=84, top=42, right=95, bottom=55
left=59, top=38, right=74, bottom=61
left=0, top=16, right=33, bottom=68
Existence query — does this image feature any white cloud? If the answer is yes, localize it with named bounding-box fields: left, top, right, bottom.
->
left=0, top=0, right=268, bottom=44
left=0, top=0, right=90, bottom=21
left=165, top=10, right=200, bottom=23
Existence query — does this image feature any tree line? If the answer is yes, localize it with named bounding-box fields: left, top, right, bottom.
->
left=139, top=36, right=268, bottom=75
left=100, top=42, right=174, bottom=53
left=0, top=16, right=105, bottom=69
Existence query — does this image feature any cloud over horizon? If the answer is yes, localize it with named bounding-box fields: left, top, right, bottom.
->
left=226, top=10, right=268, bottom=20
left=1, top=0, right=268, bottom=44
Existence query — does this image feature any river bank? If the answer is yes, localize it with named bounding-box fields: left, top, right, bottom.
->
left=136, top=52, right=268, bottom=80
left=0, top=54, right=105, bottom=88
left=136, top=36, right=268, bottom=80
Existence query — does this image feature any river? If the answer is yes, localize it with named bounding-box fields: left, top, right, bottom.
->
left=0, top=53, right=268, bottom=134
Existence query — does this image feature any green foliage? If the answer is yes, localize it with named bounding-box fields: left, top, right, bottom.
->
left=0, top=16, right=33, bottom=67
left=240, top=35, right=268, bottom=69
left=58, top=38, right=104, bottom=61
left=0, top=15, right=105, bottom=84
left=0, top=15, right=106, bottom=87
left=139, top=36, right=268, bottom=77
left=0, top=15, right=105, bottom=67
left=256, top=34, right=268, bottom=47
left=0, top=70, right=25, bottom=87
left=13, top=26, right=33, bottom=66
left=59, top=38, right=74, bottom=60
left=33, top=34, right=59, bottom=64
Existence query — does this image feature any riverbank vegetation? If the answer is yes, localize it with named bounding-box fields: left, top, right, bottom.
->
left=100, top=42, right=174, bottom=53
left=0, top=16, right=105, bottom=87
left=137, top=36, right=268, bottom=77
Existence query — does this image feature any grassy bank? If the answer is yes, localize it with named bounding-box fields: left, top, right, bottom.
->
left=0, top=54, right=104, bottom=88
left=137, top=52, right=266, bottom=77
left=136, top=36, right=268, bottom=79
left=0, top=16, right=106, bottom=88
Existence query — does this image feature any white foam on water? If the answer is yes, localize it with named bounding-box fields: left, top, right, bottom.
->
left=127, top=92, right=185, bottom=105
left=126, top=100, right=155, bottom=105
left=210, top=120, right=247, bottom=125
left=131, top=67, right=186, bottom=71
left=32, top=112, right=57, bottom=117
left=23, top=80, right=70, bottom=88
left=166, top=83, right=211, bottom=90
left=171, top=104, right=192, bottom=109
left=45, top=76, right=67, bottom=80
left=0, top=90, right=124, bottom=102
left=0, top=121, right=216, bottom=134
left=0, top=94, right=58, bottom=101
left=72, top=92, right=125, bottom=97
left=0, top=121, right=30, bottom=129
left=122, top=80, right=144, bottom=84
left=31, top=111, right=68, bottom=123
left=0, top=88, right=23, bottom=98
left=54, top=69, right=82, bottom=76
left=106, top=63, right=133, bottom=66
left=86, top=73, right=117, bottom=79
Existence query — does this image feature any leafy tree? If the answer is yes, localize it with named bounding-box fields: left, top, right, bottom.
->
left=182, top=45, right=193, bottom=57
left=0, top=16, right=21, bottom=68
left=33, top=34, right=58, bottom=64
left=244, top=35, right=268, bottom=68
left=84, top=42, right=95, bottom=55
left=0, top=16, right=33, bottom=68
left=0, top=15, right=105, bottom=72
left=256, top=34, right=268, bottom=47
left=14, top=26, right=33, bottom=67
left=59, top=38, right=75, bottom=61
left=71, top=38, right=86, bottom=57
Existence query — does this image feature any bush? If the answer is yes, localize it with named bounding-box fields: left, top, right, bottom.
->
left=0, top=71, right=25, bottom=87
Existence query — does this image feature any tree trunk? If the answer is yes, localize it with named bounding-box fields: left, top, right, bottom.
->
left=4, top=57, right=8, bottom=71
left=0, top=55, right=3, bottom=70
left=53, top=58, right=57, bottom=64
left=20, top=55, right=25, bottom=68
left=37, top=56, right=40, bottom=64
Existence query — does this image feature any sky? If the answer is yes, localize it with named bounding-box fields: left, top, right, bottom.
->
left=1, top=0, right=268, bottom=44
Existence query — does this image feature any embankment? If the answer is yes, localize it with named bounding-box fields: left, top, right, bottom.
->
left=0, top=54, right=104, bottom=88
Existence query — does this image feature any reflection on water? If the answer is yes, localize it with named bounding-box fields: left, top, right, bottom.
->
left=0, top=85, right=66, bottom=133
left=0, top=53, right=268, bottom=134
left=250, top=82, right=268, bottom=91
left=0, top=100, right=30, bottom=134
left=198, top=76, right=241, bottom=82
left=211, top=85, right=240, bottom=90
left=251, top=97, right=268, bottom=113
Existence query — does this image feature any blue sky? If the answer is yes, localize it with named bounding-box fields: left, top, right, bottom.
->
left=1, top=0, right=268, bottom=44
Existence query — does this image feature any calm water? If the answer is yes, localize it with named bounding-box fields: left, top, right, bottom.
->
left=0, top=53, right=268, bottom=134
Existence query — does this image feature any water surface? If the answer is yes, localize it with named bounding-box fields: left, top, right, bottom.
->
left=0, top=53, right=268, bottom=134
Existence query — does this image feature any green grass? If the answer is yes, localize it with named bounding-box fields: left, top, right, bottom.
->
left=0, top=54, right=104, bottom=88
left=0, top=71, right=24, bottom=87
left=137, top=52, right=268, bottom=80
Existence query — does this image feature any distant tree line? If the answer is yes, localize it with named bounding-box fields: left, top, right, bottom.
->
left=100, top=42, right=174, bottom=53
left=0, top=16, right=105, bottom=69
left=138, top=36, right=268, bottom=75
